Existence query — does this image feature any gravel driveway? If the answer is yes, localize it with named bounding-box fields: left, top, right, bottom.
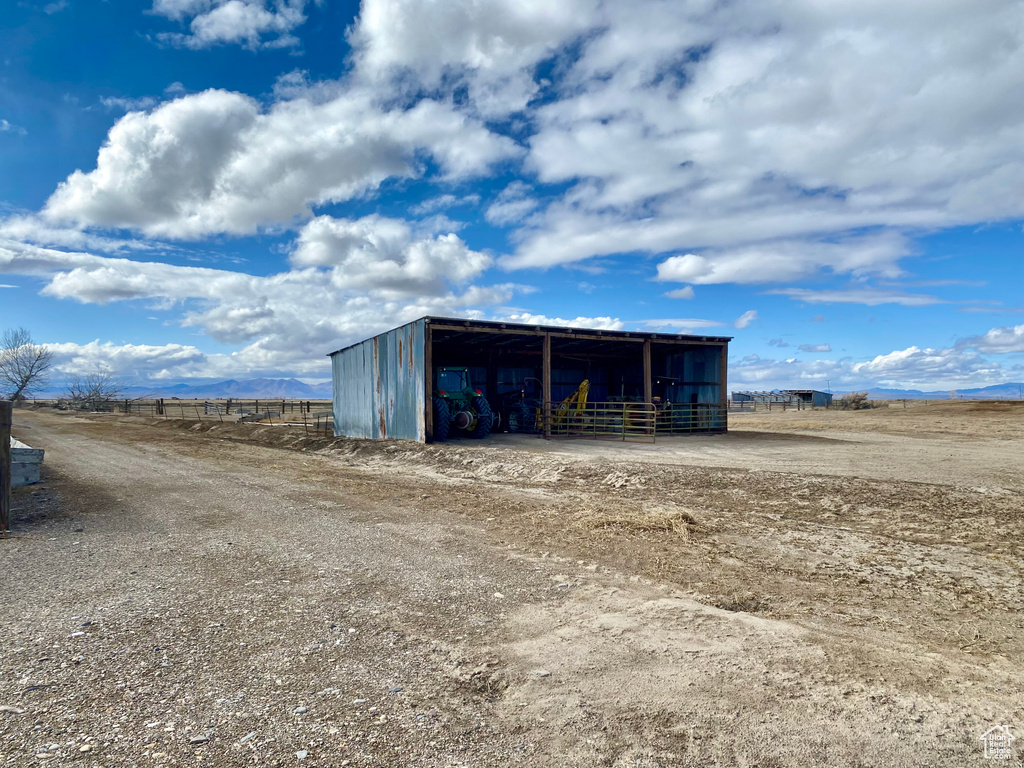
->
left=1, top=409, right=1020, bottom=767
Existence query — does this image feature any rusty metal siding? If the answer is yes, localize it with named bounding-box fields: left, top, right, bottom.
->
left=330, top=319, right=426, bottom=441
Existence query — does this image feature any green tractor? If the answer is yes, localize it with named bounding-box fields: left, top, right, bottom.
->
left=432, top=367, right=494, bottom=441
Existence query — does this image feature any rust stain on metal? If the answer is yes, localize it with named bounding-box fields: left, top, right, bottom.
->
left=379, top=405, right=386, bottom=438
left=398, top=339, right=403, bottom=362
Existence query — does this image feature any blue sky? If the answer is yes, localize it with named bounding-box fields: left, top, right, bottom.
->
left=1, top=0, right=1022, bottom=391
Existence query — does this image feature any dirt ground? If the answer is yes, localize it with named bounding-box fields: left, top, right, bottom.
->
left=1, top=402, right=1021, bottom=767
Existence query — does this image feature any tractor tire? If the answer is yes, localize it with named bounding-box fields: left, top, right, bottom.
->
left=432, top=396, right=451, bottom=442
left=470, top=397, right=493, bottom=439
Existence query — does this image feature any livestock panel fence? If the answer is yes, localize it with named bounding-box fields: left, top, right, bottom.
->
left=33, top=398, right=335, bottom=434
left=541, top=401, right=726, bottom=442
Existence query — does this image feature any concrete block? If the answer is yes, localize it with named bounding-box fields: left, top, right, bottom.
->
left=10, top=436, right=44, bottom=486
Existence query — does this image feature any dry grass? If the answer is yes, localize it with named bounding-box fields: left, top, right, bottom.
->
left=580, top=506, right=698, bottom=534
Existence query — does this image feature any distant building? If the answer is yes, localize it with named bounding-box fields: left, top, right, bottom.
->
left=784, top=389, right=833, bottom=407
left=731, top=389, right=833, bottom=407
left=731, top=390, right=797, bottom=404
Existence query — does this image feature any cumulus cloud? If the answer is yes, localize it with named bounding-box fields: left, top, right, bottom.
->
left=44, top=89, right=519, bottom=238
left=958, top=323, right=1024, bottom=354
left=730, top=345, right=1012, bottom=392
left=47, top=340, right=209, bottom=379
left=1, top=223, right=526, bottom=378
left=290, top=214, right=492, bottom=297
left=799, top=344, right=831, bottom=353
left=498, top=0, right=1023, bottom=274
left=349, top=0, right=599, bottom=116
left=152, top=0, right=308, bottom=50
left=849, top=346, right=1004, bottom=389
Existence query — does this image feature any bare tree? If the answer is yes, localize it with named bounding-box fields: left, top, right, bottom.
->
left=63, top=371, right=123, bottom=410
left=0, top=327, right=54, bottom=401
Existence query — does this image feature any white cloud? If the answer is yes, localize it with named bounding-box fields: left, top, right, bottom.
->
left=409, top=194, right=480, bottom=216
left=958, top=323, right=1024, bottom=354
left=635, top=318, right=725, bottom=333
left=47, top=340, right=209, bottom=379
left=0, top=215, right=160, bottom=254
left=764, top=287, right=944, bottom=306
left=44, top=88, right=519, bottom=238
left=349, top=0, right=599, bottom=117
left=0, top=119, right=27, bottom=136
left=664, top=286, right=694, bottom=300
left=496, top=0, right=1023, bottom=275
left=290, top=214, right=492, bottom=298
left=485, top=181, right=538, bottom=226
left=152, top=0, right=308, bottom=50
left=734, top=310, right=757, bottom=329
left=799, top=343, right=831, bottom=353
left=849, top=346, right=1004, bottom=389
left=652, top=235, right=911, bottom=285
left=730, top=344, right=1013, bottom=392
left=498, top=313, right=624, bottom=331
left=101, top=95, right=159, bottom=112
left=1, top=225, right=526, bottom=377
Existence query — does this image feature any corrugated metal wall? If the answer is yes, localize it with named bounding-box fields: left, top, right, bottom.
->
left=812, top=391, right=833, bottom=407
left=331, top=319, right=426, bottom=441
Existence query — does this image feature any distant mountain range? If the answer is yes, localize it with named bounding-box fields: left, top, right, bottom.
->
left=30, top=378, right=1024, bottom=402
left=860, top=383, right=1024, bottom=400
left=36, top=377, right=334, bottom=400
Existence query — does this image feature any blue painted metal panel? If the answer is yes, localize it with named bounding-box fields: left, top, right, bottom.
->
left=330, top=319, right=426, bottom=441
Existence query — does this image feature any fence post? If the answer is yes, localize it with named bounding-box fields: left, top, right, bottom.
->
left=0, top=401, right=12, bottom=534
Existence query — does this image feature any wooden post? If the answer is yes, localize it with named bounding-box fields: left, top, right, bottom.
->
left=542, top=333, right=552, bottom=438
left=643, top=339, right=652, bottom=404
left=719, top=341, right=729, bottom=431
left=1, top=400, right=11, bottom=534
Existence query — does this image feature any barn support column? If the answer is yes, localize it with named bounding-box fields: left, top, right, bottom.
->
left=424, top=323, right=434, bottom=441
left=719, top=343, right=728, bottom=408
left=643, top=339, right=652, bottom=404
left=542, top=332, right=552, bottom=438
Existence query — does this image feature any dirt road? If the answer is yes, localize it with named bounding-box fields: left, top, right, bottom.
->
left=1, top=407, right=1021, bottom=767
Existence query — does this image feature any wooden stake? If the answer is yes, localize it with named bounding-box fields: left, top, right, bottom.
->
left=0, top=401, right=12, bottom=534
